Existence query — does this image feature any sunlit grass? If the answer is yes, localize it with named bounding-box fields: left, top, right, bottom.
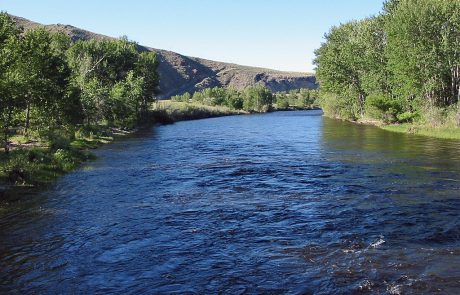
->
left=151, top=100, right=246, bottom=123
left=381, top=124, right=460, bottom=140
left=0, top=127, right=117, bottom=187
left=70, top=136, right=113, bottom=150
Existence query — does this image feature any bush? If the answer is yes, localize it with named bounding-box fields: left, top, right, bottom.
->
left=48, top=131, right=71, bottom=151
left=53, top=149, right=78, bottom=171
left=277, top=99, right=290, bottom=109
left=397, top=111, right=419, bottom=123
left=26, top=149, right=46, bottom=163
left=440, top=104, right=460, bottom=128
left=319, top=92, right=359, bottom=120
left=2, top=153, right=30, bottom=184
left=419, top=105, right=445, bottom=127
left=365, top=94, right=403, bottom=123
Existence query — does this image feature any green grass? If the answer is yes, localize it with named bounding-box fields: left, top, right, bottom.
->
left=9, top=135, right=30, bottom=144
left=381, top=123, right=460, bottom=140
left=151, top=101, right=246, bottom=123
left=70, top=135, right=113, bottom=150
left=0, top=126, right=120, bottom=188
left=0, top=147, right=91, bottom=186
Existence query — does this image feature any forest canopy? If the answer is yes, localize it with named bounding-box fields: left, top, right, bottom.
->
left=0, top=12, right=159, bottom=153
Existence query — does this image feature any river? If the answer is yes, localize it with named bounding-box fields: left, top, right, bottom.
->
left=1, top=110, right=460, bottom=294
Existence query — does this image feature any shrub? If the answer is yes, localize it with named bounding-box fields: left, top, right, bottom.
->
left=396, top=111, right=419, bottom=123
left=53, top=149, right=78, bottom=171
left=319, top=92, right=359, bottom=121
left=365, top=94, right=403, bottom=123
left=277, top=99, right=290, bottom=109
left=48, top=131, right=71, bottom=151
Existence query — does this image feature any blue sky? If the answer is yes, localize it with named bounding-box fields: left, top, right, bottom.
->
left=2, top=0, right=384, bottom=72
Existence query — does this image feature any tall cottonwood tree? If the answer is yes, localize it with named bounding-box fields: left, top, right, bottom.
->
left=17, top=28, right=72, bottom=134
left=0, top=13, right=22, bottom=153
left=314, top=0, right=460, bottom=123
left=134, top=51, right=159, bottom=121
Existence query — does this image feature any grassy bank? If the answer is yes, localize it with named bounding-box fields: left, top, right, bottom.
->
left=151, top=100, right=247, bottom=123
left=321, top=111, right=460, bottom=141
left=0, top=127, right=128, bottom=195
left=380, top=124, right=460, bottom=140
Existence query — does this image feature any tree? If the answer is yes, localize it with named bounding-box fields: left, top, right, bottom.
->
left=314, top=17, right=392, bottom=119
left=0, top=12, right=22, bottom=153
left=135, top=51, right=159, bottom=121
left=17, top=28, right=72, bottom=135
left=109, top=71, right=144, bottom=128
left=67, top=37, right=142, bottom=124
left=242, top=85, right=273, bottom=112
left=385, top=0, right=460, bottom=107
left=225, top=88, right=243, bottom=109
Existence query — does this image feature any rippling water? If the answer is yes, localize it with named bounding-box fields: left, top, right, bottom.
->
left=1, top=110, right=460, bottom=294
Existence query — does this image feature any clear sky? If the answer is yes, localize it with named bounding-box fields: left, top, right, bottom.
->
left=1, top=0, right=384, bottom=73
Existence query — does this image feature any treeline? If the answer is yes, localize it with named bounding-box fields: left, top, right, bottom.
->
left=171, top=86, right=318, bottom=111
left=0, top=12, right=159, bottom=153
left=275, top=89, right=319, bottom=109
left=314, top=0, right=460, bottom=126
left=171, top=85, right=274, bottom=112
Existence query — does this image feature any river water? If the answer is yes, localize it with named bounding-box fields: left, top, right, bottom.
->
left=1, top=110, right=460, bottom=294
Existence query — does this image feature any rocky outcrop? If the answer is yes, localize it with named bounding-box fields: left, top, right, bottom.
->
left=11, top=15, right=317, bottom=98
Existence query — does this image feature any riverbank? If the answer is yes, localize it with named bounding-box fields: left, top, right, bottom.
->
left=0, top=127, right=127, bottom=196
left=353, top=117, right=460, bottom=140
left=380, top=123, right=460, bottom=140
left=321, top=113, right=460, bottom=141
left=151, top=100, right=247, bottom=124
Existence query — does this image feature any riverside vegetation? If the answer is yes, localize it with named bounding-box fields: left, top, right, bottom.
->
left=314, top=0, right=460, bottom=139
left=169, top=86, right=318, bottom=113
left=0, top=12, right=159, bottom=186
left=152, top=87, right=318, bottom=123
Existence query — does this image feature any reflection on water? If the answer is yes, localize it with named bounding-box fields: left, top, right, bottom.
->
left=1, top=110, right=460, bottom=294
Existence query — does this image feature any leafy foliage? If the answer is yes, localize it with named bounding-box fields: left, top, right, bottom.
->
left=0, top=12, right=160, bottom=156
left=0, top=12, right=161, bottom=186
left=169, top=85, right=314, bottom=113
left=314, top=0, right=460, bottom=124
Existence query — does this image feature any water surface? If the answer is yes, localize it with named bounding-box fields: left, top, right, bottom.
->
left=1, top=110, right=460, bottom=294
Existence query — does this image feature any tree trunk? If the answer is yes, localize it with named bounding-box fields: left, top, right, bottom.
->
left=24, top=101, right=30, bottom=135
left=3, top=127, right=8, bottom=154
left=358, top=92, right=365, bottom=118
left=3, top=112, right=11, bottom=155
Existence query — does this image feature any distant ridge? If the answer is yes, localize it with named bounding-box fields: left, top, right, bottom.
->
left=11, top=15, right=317, bottom=98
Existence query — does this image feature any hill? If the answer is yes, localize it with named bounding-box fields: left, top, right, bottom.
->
left=11, top=15, right=317, bottom=98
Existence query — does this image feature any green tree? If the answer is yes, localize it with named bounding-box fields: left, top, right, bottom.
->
left=0, top=12, right=22, bottom=153
left=242, top=85, right=273, bottom=112
left=314, top=18, right=390, bottom=119
left=17, top=28, right=72, bottom=134
left=67, top=37, right=143, bottom=124
left=109, top=71, right=144, bottom=128
left=135, top=51, right=159, bottom=121
left=385, top=0, right=460, bottom=107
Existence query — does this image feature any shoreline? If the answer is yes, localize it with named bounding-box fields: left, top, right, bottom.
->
left=326, top=115, right=460, bottom=141
left=380, top=124, right=460, bottom=141
left=0, top=127, right=139, bottom=200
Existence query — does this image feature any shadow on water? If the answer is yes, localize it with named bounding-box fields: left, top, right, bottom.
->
left=1, top=111, right=460, bottom=294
